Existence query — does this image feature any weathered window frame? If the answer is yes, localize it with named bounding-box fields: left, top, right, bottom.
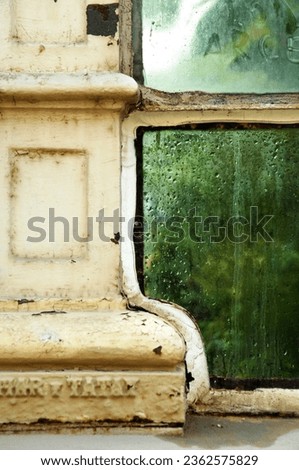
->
left=119, top=0, right=299, bottom=415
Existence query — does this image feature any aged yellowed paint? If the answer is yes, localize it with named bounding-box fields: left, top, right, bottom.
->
left=0, top=310, right=185, bottom=370
left=2, top=0, right=296, bottom=429
left=0, top=1, right=189, bottom=430
left=0, top=1, right=120, bottom=73
left=0, top=370, right=186, bottom=425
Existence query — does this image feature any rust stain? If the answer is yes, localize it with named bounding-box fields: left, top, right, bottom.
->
left=10, top=162, right=19, bottom=184
left=139, top=86, right=299, bottom=112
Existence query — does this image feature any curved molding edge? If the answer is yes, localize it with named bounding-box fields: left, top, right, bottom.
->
left=0, top=72, right=139, bottom=109
left=120, top=110, right=210, bottom=405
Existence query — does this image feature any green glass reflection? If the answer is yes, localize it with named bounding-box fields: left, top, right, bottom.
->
left=140, top=0, right=299, bottom=92
left=142, top=128, right=299, bottom=378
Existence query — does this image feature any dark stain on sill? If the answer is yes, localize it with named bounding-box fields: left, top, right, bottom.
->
left=210, top=376, right=299, bottom=390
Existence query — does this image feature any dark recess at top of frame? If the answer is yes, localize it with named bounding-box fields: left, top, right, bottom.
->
left=87, top=4, right=119, bottom=37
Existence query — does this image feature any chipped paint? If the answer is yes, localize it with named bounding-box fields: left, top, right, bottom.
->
left=1, top=0, right=297, bottom=429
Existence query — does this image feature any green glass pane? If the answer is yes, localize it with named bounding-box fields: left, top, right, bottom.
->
left=140, top=0, right=299, bottom=92
left=142, top=128, right=299, bottom=379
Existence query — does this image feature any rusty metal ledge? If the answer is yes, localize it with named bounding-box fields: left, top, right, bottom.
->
left=139, top=86, right=299, bottom=112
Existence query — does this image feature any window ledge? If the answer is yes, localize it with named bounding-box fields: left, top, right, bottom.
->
left=194, top=388, right=299, bottom=417
left=139, top=86, right=299, bottom=112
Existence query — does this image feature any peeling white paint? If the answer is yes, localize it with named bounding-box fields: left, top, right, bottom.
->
left=121, top=110, right=211, bottom=405
left=120, top=108, right=299, bottom=414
